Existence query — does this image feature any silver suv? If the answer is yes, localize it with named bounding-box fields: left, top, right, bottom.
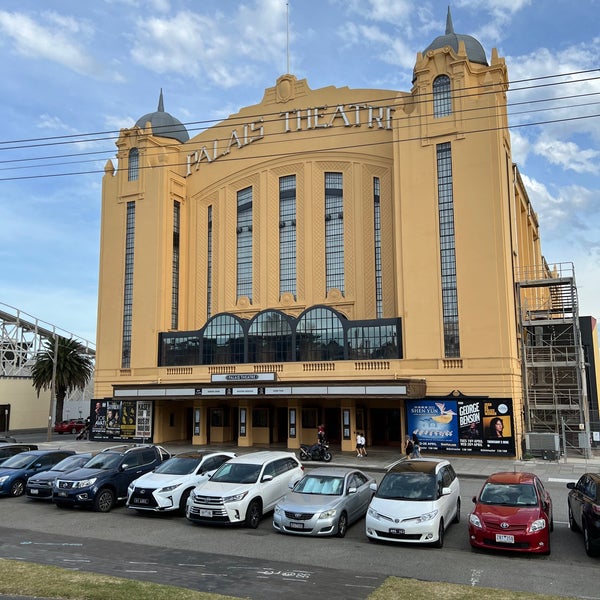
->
left=186, top=451, right=304, bottom=528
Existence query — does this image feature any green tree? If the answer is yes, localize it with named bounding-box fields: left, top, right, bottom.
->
left=31, top=336, right=94, bottom=425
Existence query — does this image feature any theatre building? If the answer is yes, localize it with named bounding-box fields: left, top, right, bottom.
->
left=93, top=13, right=598, bottom=457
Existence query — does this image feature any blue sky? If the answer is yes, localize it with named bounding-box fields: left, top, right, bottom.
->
left=0, top=0, right=599, bottom=345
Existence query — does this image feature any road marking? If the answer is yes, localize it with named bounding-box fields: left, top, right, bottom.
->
left=20, top=542, right=82, bottom=547
left=470, top=569, right=483, bottom=586
left=178, top=563, right=206, bottom=567
left=548, top=477, right=577, bottom=483
left=62, top=559, right=91, bottom=563
left=124, top=569, right=158, bottom=574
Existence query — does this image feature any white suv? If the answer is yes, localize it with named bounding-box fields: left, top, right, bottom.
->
left=186, top=451, right=304, bottom=528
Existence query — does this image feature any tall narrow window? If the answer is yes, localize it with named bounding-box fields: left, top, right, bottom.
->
left=373, top=177, right=383, bottom=318
left=171, top=201, right=180, bottom=329
left=325, top=172, right=344, bottom=294
left=279, top=175, right=296, bottom=298
left=207, top=206, right=213, bottom=319
left=437, top=142, right=460, bottom=357
left=237, top=187, right=253, bottom=301
left=128, top=148, right=139, bottom=181
left=122, top=201, right=135, bottom=368
left=433, top=75, right=452, bottom=118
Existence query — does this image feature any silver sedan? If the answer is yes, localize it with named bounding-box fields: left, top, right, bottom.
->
left=273, top=467, right=375, bottom=537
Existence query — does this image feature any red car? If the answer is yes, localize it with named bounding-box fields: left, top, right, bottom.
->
left=53, top=419, right=87, bottom=435
left=468, top=471, right=553, bottom=555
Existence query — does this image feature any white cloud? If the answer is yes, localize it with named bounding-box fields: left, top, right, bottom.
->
left=533, top=137, right=599, bottom=175
left=0, top=10, right=118, bottom=80
left=130, top=1, right=287, bottom=88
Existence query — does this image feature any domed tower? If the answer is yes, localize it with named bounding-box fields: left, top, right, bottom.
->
left=135, top=89, right=189, bottom=143
left=99, top=90, right=189, bottom=378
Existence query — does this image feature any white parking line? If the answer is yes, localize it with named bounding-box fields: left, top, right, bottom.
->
left=548, top=477, right=577, bottom=483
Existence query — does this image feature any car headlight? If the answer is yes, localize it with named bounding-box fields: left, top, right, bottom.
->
left=127, top=483, right=135, bottom=493
left=158, top=483, right=182, bottom=493
left=74, top=478, right=97, bottom=488
left=0, top=476, right=9, bottom=484
left=223, top=491, right=248, bottom=503
left=368, top=507, right=380, bottom=519
left=274, top=505, right=282, bottom=515
left=469, top=513, right=483, bottom=529
left=528, top=518, right=547, bottom=533
left=319, top=509, right=337, bottom=519
left=416, top=509, right=438, bottom=523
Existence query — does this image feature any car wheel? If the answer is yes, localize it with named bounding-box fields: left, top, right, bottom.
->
left=94, top=488, right=115, bottom=513
left=432, top=519, right=445, bottom=548
left=245, top=499, right=262, bottom=529
left=568, top=503, right=580, bottom=532
left=337, top=512, right=348, bottom=538
left=583, top=521, right=600, bottom=557
left=179, top=488, right=193, bottom=516
left=9, top=479, right=25, bottom=497
left=453, top=497, right=461, bottom=524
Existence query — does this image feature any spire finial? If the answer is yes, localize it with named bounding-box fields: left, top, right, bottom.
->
left=445, top=6, right=454, bottom=35
left=158, top=88, right=164, bottom=112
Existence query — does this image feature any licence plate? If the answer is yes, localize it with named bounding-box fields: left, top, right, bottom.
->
left=133, top=498, right=149, bottom=505
left=289, top=522, right=304, bottom=530
left=57, top=491, right=67, bottom=497
left=199, top=509, right=213, bottom=517
left=389, top=528, right=405, bottom=535
left=29, top=489, right=38, bottom=495
left=496, top=533, right=514, bottom=544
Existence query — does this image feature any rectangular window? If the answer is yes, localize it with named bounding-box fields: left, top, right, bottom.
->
left=207, top=206, right=213, bottom=319
left=171, top=201, right=180, bottom=330
left=437, top=142, right=460, bottom=357
left=325, top=172, right=344, bottom=294
left=374, top=177, right=383, bottom=318
left=122, top=201, right=135, bottom=368
left=237, top=187, right=253, bottom=301
left=279, top=175, right=297, bottom=298
left=128, top=148, right=139, bottom=181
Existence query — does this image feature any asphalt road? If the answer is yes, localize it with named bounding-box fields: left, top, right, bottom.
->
left=0, top=474, right=598, bottom=600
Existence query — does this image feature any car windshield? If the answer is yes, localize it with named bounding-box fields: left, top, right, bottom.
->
left=52, top=455, right=89, bottom=472
left=376, top=471, right=436, bottom=501
left=82, top=453, right=123, bottom=470
left=480, top=483, right=538, bottom=506
left=210, top=462, right=261, bottom=484
left=294, top=475, right=344, bottom=495
left=0, top=453, right=36, bottom=469
left=154, top=457, right=201, bottom=475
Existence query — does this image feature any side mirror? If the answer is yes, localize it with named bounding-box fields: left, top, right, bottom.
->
left=262, top=474, right=273, bottom=482
left=472, top=496, right=477, bottom=504
left=120, top=464, right=128, bottom=471
left=347, top=486, right=357, bottom=495
left=369, top=482, right=378, bottom=492
left=441, top=486, right=452, bottom=497
left=566, top=482, right=576, bottom=490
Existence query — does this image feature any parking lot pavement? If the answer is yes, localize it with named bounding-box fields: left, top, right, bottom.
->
left=28, top=436, right=600, bottom=482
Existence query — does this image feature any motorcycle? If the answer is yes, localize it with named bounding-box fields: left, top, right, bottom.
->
left=299, top=441, right=333, bottom=462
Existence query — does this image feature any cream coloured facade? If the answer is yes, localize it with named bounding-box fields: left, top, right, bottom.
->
left=94, top=16, right=553, bottom=457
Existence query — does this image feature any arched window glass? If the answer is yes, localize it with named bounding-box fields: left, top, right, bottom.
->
left=297, top=307, right=344, bottom=361
left=248, top=311, right=293, bottom=363
left=128, top=148, right=139, bottom=181
left=202, top=315, right=245, bottom=364
left=433, top=75, right=452, bottom=118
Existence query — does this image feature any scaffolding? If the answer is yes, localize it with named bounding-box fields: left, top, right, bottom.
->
left=516, top=263, right=591, bottom=457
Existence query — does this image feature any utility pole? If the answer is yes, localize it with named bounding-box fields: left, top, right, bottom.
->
left=46, top=334, right=59, bottom=441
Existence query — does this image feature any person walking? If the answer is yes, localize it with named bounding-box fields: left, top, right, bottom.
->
left=404, top=435, right=413, bottom=459
left=355, top=432, right=367, bottom=457
left=410, top=433, right=421, bottom=458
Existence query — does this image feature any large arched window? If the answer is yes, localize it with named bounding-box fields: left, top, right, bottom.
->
left=248, top=310, right=293, bottom=363
left=202, top=314, right=245, bottom=364
left=297, top=307, right=345, bottom=361
left=433, top=75, right=452, bottom=118
left=128, top=148, right=139, bottom=181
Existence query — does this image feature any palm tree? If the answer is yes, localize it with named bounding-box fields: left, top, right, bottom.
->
left=31, top=335, right=94, bottom=425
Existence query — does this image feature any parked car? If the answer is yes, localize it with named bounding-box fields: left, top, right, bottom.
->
left=26, top=453, right=96, bottom=500
left=468, top=471, right=553, bottom=555
left=0, top=449, right=75, bottom=497
left=365, top=458, right=460, bottom=547
left=567, top=472, right=600, bottom=557
left=52, top=444, right=170, bottom=512
left=273, top=467, right=375, bottom=537
left=186, top=451, right=304, bottom=528
left=127, top=451, right=236, bottom=514
left=0, top=443, right=38, bottom=465
left=0, top=436, right=17, bottom=443
left=53, top=419, right=87, bottom=435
